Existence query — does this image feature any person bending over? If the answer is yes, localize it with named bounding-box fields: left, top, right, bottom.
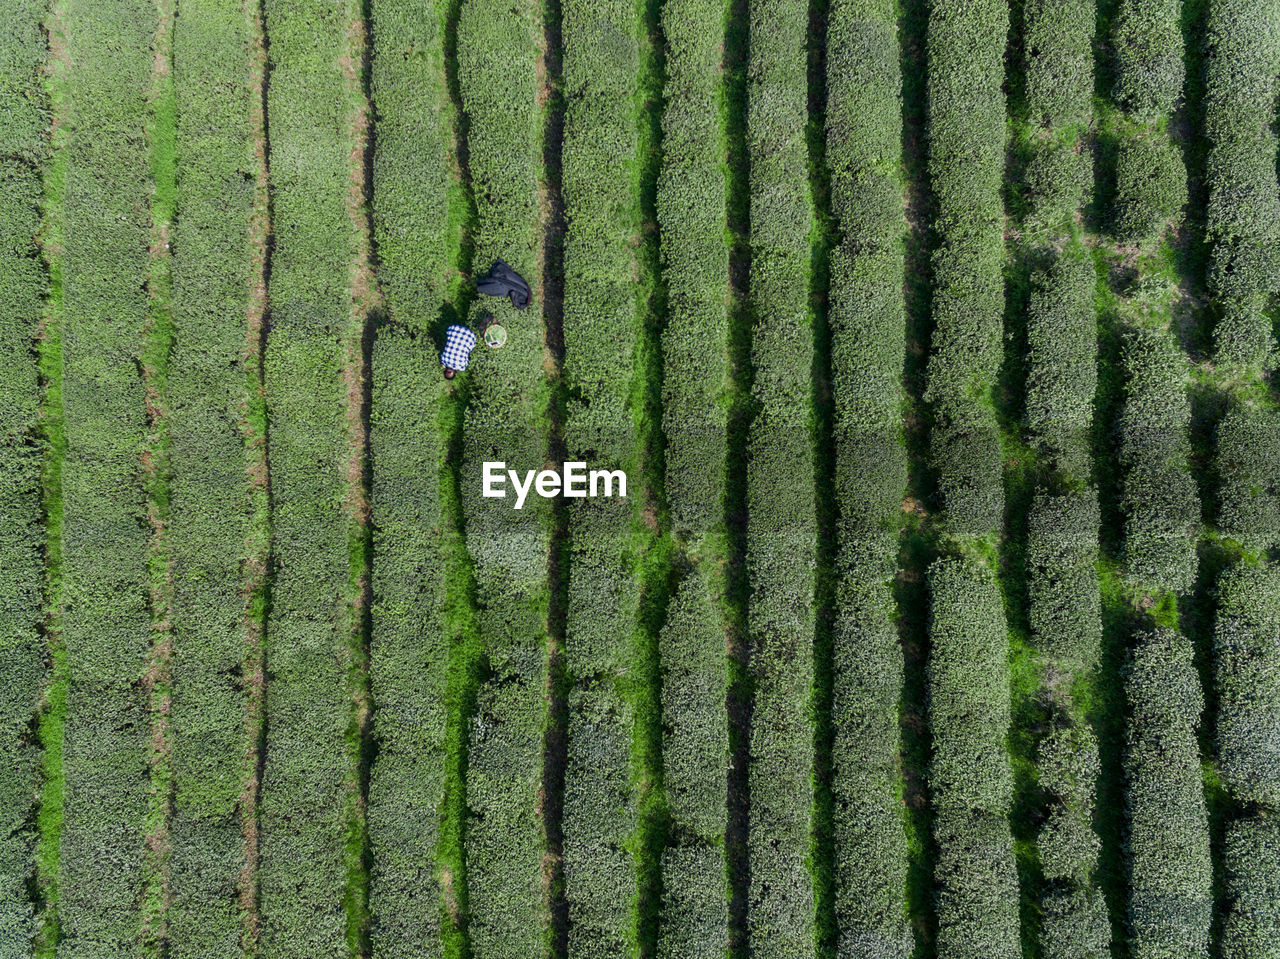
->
left=440, top=321, right=478, bottom=379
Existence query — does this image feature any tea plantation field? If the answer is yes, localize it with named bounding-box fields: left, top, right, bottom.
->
left=3, top=0, right=1280, bottom=957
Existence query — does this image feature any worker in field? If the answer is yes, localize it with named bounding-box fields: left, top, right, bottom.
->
left=441, top=321, right=477, bottom=379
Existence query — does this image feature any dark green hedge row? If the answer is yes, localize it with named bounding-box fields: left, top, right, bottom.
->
left=166, top=1, right=258, bottom=954
left=659, top=565, right=727, bottom=939
left=826, top=2, right=910, bottom=954
left=560, top=0, right=644, bottom=952
left=933, top=810, right=1020, bottom=959
left=658, top=846, right=727, bottom=959
left=832, top=586, right=910, bottom=959
left=745, top=0, right=816, bottom=952
left=1112, top=0, right=1184, bottom=119
left=56, top=1, right=156, bottom=954
left=1023, top=0, right=1094, bottom=129
left=367, top=2, right=457, bottom=954
left=455, top=0, right=550, bottom=952
left=1037, top=722, right=1102, bottom=885
left=1124, top=629, right=1212, bottom=959
left=1039, top=887, right=1110, bottom=959
left=1220, top=814, right=1280, bottom=959
left=1216, top=405, right=1280, bottom=555
left=1112, top=134, right=1187, bottom=242
left=0, top=0, right=47, bottom=950
left=924, top=0, right=1008, bottom=538
left=1202, top=0, right=1280, bottom=368
left=928, top=560, right=1019, bottom=959
left=1025, top=244, right=1097, bottom=477
left=1028, top=489, right=1101, bottom=665
left=1023, top=140, right=1092, bottom=236
left=656, top=0, right=731, bottom=946
left=659, top=0, right=730, bottom=541
left=563, top=683, right=637, bottom=956
left=1119, top=326, right=1198, bottom=594
left=257, top=0, right=364, bottom=953
left=370, top=0, right=456, bottom=334
left=1213, top=562, right=1280, bottom=808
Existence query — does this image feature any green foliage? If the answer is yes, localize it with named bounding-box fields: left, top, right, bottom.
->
left=1213, top=562, right=1280, bottom=807
left=370, top=0, right=455, bottom=334
left=1216, top=405, right=1280, bottom=553
left=1111, top=0, right=1184, bottom=119
left=1040, top=887, right=1111, bottom=959
left=656, top=0, right=731, bottom=945
left=1037, top=722, right=1101, bottom=884
left=1023, top=0, right=1095, bottom=128
left=660, top=566, right=727, bottom=846
left=928, top=560, right=1019, bottom=959
left=659, top=0, right=731, bottom=540
left=1027, top=489, right=1101, bottom=665
left=1112, top=134, right=1187, bottom=242
left=256, top=0, right=365, bottom=954
left=1025, top=245, right=1097, bottom=476
left=1023, top=140, right=1092, bottom=234
left=165, top=1, right=258, bottom=955
left=55, top=1, right=157, bottom=954
left=560, top=0, right=645, bottom=951
left=0, top=1, right=48, bottom=952
left=455, top=0, right=551, bottom=953
left=745, top=0, right=816, bottom=953
left=1119, top=326, right=1198, bottom=594
left=933, top=810, right=1020, bottom=959
left=1220, top=815, right=1280, bottom=959
left=1203, top=0, right=1280, bottom=368
left=658, top=846, right=727, bottom=959
left=924, top=0, right=1008, bottom=537
left=366, top=6, right=456, bottom=955
left=1124, top=628, right=1212, bottom=959
left=825, top=5, right=910, bottom=952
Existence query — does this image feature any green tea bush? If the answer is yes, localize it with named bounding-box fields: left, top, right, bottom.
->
left=825, top=6, right=910, bottom=953
left=1202, top=0, right=1280, bottom=368
left=1220, top=815, right=1280, bottom=959
left=366, top=4, right=457, bottom=953
left=1216, top=405, right=1280, bottom=554
left=455, top=1, right=551, bottom=953
left=927, top=559, right=1013, bottom=813
left=659, top=0, right=730, bottom=540
left=656, top=0, right=731, bottom=942
left=1124, top=629, right=1212, bottom=959
left=1112, top=134, right=1187, bottom=241
left=370, top=0, right=455, bottom=334
left=660, top=566, right=727, bottom=848
left=1023, top=140, right=1092, bottom=233
left=1027, top=489, right=1101, bottom=665
left=924, top=0, right=1008, bottom=537
left=1112, top=0, right=1184, bottom=119
left=745, top=0, right=817, bottom=952
left=1040, top=887, right=1111, bottom=959
left=56, top=1, right=157, bottom=953
left=256, top=0, right=364, bottom=953
left=0, top=1, right=47, bottom=951
left=658, top=846, right=728, bottom=959
left=933, top=810, right=1020, bottom=959
left=1037, top=722, right=1101, bottom=884
left=560, top=0, right=646, bottom=952
left=564, top=684, right=637, bottom=957
left=1023, top=0, right=1095, bottom=128
left=1213, top=563, right=1280, bottom=807
left=928, top=559, right=1019, bottom=959
left=1025, top=245, right=1097, bottom=476
left=166, top=1, right=258, bottom=954
left=1119, top=326, right=1198, bottom=594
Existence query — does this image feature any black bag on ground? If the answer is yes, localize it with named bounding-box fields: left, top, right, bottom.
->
left=476, top=258, right=531, bottom=310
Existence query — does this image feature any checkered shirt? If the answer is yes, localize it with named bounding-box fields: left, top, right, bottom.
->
left=441, top=324, right=477, bottom=372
